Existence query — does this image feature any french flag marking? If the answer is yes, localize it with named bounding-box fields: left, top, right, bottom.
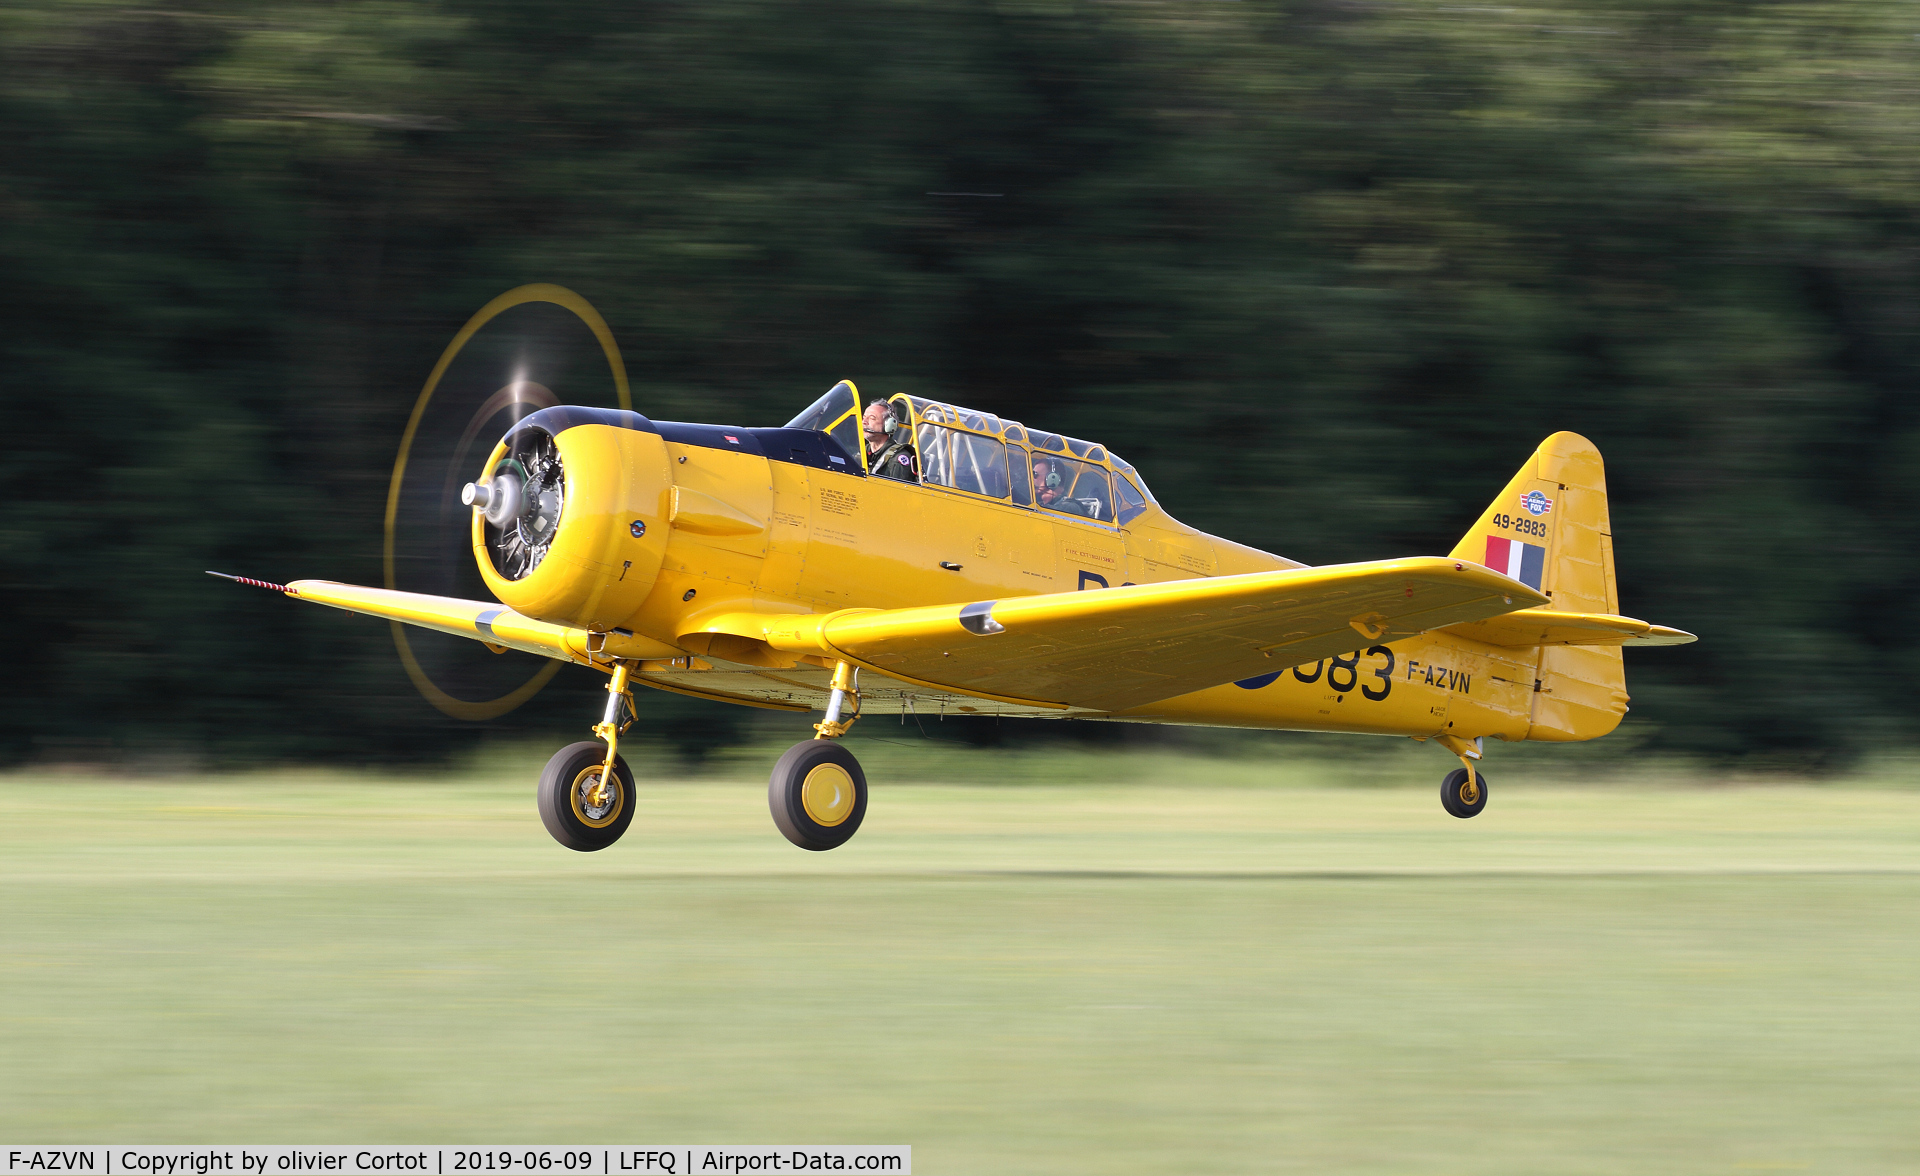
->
left=1484, top=536, right=1546, bottom=591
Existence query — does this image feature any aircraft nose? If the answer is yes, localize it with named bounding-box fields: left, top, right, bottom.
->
left=470, top=407, right=671, bottom=633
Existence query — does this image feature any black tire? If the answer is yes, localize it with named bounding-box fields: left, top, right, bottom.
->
left=537, top=740, right=637, bottom=851
left=1441, top=766, right=1489, bottom=819
left=768, top=739, right=868, bottom=851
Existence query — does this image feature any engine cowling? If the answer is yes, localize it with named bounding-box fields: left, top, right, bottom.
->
left=465, top=406, right=671, bottom=631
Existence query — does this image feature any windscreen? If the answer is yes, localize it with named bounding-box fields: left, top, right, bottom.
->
left=786, top=380, right=863, bottom=467
left=786, top=380, right=857, bottom=432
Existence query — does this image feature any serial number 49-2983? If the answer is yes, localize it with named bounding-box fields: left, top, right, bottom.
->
left=1491, top=512, right=1546, bottom=537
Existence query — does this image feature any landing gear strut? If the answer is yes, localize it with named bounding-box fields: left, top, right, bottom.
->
left=536, top=661, right=638, bottom=851
left=768, top=661, right=869, bottom=851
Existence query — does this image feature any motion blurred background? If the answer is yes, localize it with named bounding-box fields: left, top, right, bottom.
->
left=5, top=0, right=1917, bottom=767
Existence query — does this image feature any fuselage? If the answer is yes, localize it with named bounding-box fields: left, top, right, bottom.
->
left=584, top=417, right=1550, bottom=745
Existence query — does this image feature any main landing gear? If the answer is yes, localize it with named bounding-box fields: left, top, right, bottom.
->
left=768, top=661, right=869, bottom=851
left=537, top=661, right=638, bottom=852
left=534, top=658, right=873, bottom=853
left=1435, top=734, right=1488, bottom=819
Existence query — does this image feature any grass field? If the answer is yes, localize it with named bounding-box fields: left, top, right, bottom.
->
left=3, top=741, right=1919, bottom=1173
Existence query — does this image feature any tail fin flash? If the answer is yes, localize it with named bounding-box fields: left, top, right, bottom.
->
left=1451, top=433, right=1627, bottom=741
left=1449, top=433, right=1615, bottom=613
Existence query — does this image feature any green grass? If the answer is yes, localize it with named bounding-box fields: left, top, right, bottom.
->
left=3, top=745, right=1920, bottom=1173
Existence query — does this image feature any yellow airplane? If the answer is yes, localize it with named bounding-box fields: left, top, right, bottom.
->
left=215, top=285, right=1694, bottom=852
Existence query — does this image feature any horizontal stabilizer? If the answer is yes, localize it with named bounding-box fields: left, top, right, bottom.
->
left=1439, top=607, right=1697, bottom=648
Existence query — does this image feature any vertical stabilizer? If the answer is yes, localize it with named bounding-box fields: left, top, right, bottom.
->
left=1450, top=432, right=1628, bottom=742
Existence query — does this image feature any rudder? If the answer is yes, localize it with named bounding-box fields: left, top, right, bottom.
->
left=1449, top=432, right=1628, bottom=742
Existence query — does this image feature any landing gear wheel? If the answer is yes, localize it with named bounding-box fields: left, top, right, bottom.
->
left=537, top=740, right=636, bottom=851
left=768, top=740, right=868, bottom=851
left=1441, top=766, right=1488, bottom=819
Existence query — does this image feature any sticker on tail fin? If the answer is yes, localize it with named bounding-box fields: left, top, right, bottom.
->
left=1520, top=490, right=1554, bottom=517
left=1484, top=536, right=1546, bottom=590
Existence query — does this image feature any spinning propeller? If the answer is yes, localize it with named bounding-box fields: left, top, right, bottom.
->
left=385, top=284, right=632, bottom=720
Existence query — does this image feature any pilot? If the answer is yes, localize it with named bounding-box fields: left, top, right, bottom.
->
left=863, top=399, right=917, bottom=482
left=1032, top=455, right=1090, bottom=517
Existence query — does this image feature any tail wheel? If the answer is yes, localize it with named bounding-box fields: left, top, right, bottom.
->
left=768, top=740, right=869, bottom=851
left=538, top=740, right=637, bottom=851
left=1441, top=766, right=1488, bottom=819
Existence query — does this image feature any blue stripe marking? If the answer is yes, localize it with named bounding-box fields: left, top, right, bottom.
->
left=1519, top=543, right=1546, bottom=591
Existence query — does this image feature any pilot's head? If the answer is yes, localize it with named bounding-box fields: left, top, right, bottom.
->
left=862, top=400, right=893, bottom=447
left=1033, top=457, right=1067, bottom=506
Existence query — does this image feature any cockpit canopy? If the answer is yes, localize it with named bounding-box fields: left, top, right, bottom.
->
left=784, top=381, right=1158, bottom=526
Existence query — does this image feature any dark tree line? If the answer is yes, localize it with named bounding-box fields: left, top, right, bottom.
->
left=5, top=0, right=1917, bottom=766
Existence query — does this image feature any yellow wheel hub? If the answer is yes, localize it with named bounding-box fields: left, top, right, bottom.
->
left=1459, top=774, right=1480, bottom=805
left=571, top=766, right=625, bottom=828
left=800, top=762, right=856, bottom=827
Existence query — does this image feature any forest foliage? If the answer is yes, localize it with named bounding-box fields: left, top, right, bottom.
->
left=4, top=0, right=1917, bottom=765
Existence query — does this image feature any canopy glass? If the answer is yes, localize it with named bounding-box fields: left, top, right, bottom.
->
left=785, top=384, right=1155, bottom=525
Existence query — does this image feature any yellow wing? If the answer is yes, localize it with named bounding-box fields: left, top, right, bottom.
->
left=1439, top=607, right=1698, bottom=648
left=705, top=557, right=1548, bottom=712
left=281, top=580, right=679, bottom=663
